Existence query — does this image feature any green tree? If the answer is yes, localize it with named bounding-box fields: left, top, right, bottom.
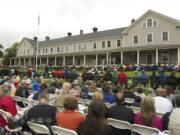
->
left=0, top=44, right=4, bottom=58
left=3, top=42, right=19, bottom=65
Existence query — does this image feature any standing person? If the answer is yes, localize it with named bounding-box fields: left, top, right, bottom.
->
left=158, top=70, right=167, bottom=88
left=139, top=70, right=149, bottom=87
left=134, top=96, right=162, bottom=131
left=44, top=65, right=49, bottom=78
left=103, top=69, right=113, bottom=83
left=78, top=100, right=111, bottom=135
left=166, top=71, right=178, bottom=91
left=150, top=71, right=159, bottom=90
left=118, top=69, right=128, bottom=87
left=0, top=85, right=17, bottom=129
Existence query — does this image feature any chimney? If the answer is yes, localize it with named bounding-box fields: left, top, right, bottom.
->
left=80, top=30, right=83, bottom=35
left=131, top=18, right=136, bottom=24
left=67, top=32, right=72, bottom=37
left=45, top=36, right=50, bottom=41
left=34, top=37, right=38, bottom=41
left=93, top=27, right=98, bottom=33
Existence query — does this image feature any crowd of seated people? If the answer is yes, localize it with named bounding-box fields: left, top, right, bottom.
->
left=0, top=67, right=180, bottom=135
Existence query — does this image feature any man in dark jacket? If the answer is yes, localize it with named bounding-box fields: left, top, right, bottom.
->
left=150, top=71, right=159, bottom=90
left=166, top=71, right=178, bottom=91
left=106, top=92, right=134, bottom=135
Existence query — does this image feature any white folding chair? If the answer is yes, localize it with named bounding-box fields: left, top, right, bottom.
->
left=127, top=106, right=141, bottom=113
left=124, top=98, right=135, bottom=104
left=27, top=121, right=51, bottom=135
left=156, top=112, right=164, bottom=118
left=131, top=124, right=160, bottom=135
left=104, top=103, right=112, bottom=108
left=0, top=109, right=23, bottom=135
left=84, top=99, right=92, bottom=106
left=107, top=118, right=132, bottom=130
left=12, top=96, right=23, bottom=102
left=51, top=126, right=78, bottom=135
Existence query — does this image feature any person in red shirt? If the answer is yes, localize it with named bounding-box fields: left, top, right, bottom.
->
left=118, top=69, right=128, bottom=86
left=0, top=85, right=17, bottom=128
left=56, top=96, right=84, bottom=131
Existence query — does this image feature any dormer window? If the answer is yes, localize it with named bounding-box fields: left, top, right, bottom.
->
left=153, top=20, right=157, bottom=26
left=147, top=18, right=152, bottom=27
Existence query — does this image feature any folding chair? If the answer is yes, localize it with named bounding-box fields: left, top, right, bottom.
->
left=27, top=121, right=51, bottom=135
left=156, top=112, right=164, bottom=118
left=0, top=109, right=23, bottom=135
left=104, top=103, right=112, bottom=108
left=51, top=126, right=78, bottom=135
left=131, top=124, right=160, bottom=135
left=127, top=106, right=141, bottom=113
left=107, top=118, right=132, bottom=130
left=84, top=99, right=92, bottom=106
left=124, top=98, right=135, bottom=105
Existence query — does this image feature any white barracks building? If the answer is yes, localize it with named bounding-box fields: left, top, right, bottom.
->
left=11, top=10, right=180, bottom=67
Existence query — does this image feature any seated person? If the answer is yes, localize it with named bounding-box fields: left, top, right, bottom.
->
left=78, top=100, right=111, bottom=135
left=169, top=101, right=180, bottom=135
left=103, top=84, right=115, bottom=104
left=134, top=96, right=162, bottom=131
left=56, top=96, right=84, bottom=131
left=106, top=91, right=134, bottom=135
left=16, top=93, right=57, bottom=133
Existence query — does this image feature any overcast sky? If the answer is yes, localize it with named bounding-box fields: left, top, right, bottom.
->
left=0, top=0, right=180, bottom=48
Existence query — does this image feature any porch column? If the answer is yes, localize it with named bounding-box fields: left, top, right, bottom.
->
left=40, top=58, right=42, bottom=66
left=106, top=52, right=109, bottom=65
left=46, top=57, right=49, bottom=65
left=109, top=53, right=111, bottom=65
left=63, top=56, right=65, bottom=66
left=19, top=58, right=21, bottom=66
left=54, top=56, right=57, bottom=66
left=121, top=51, right=123, bottom=65
left=73, top=56, right=75, bottom=66
left=83, top=54, right=86, bottom=67
left=156, top=49, right=159, bottom=66
left=24, top=58, right=26, bottom=66
left=29, top=58, right=31, bottom=66
left=178, top=48, right=180, bottom=64
left=137, top=50, right=140, bottom=66
left=96, top=54, right=98, bottom=66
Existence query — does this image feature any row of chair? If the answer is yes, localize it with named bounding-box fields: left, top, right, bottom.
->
left=107, top=118, right=169, bottom=135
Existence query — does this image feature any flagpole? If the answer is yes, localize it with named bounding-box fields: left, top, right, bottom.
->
left=35, top=12, right=40, bottom=72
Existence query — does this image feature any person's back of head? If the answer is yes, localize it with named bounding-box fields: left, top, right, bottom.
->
left=137, top=88, right=144, bottom=94
left=38, top=93, right=49, bottom=104
left=141, top=96, right=156, bottom=126
left=155, top=88, right=166, bottom=97
left=63, top=96, right=78, bottom=111
left=62, top=82, right=72, bottom=93
left=115, top=92, right=124, bottom=104
left=103, top=84, right=112, bottom=93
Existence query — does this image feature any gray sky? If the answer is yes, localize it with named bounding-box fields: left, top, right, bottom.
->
left=0, top=0, right=180, bottom=48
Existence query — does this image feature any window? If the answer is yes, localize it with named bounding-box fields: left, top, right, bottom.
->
left=162, top=32, right=168, bottom=41
left=147, top=33, right=153, bottom=42
left=51, top=48, right=53, bottom=53
left=78, top=44, right=81, bottom=50
left=107, top=41, right=111, bottom=47
left=93, top=43, right=96, bottom=49
left=117, top=40, right=121, bottom=47
left=57, top=47, right=60, bottom=52
left=28, top=49, right=29, bottom=54
left=38, top=49, right=40, bottom=54
left=134, top=35, right=138, bottom=44
left=46, top=48, right=48, bottom=53
left=66, top=46, right=68, bottom=51
left=43, top=48, right=45, bottom=54
left=147, top=18, right=152, bottom=27
left=102, top=41, right=105, bottom=48
left=153, top=21, right=157, bottom=26
left=62, top=47, right=64, bottom=52
left=143, top=22, right=146, bottom=28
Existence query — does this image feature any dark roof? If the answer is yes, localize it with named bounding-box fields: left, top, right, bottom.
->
left=37, top=27, right=127, bottom=46
left=24, top=38, right=37, bottom=46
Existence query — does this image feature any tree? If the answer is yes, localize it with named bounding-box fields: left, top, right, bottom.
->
left=0, top=44, right=4, bottom=58
left=3, top=42, right=19, bottom=65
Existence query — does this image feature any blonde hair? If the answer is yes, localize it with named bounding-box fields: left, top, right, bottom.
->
left=92, top=91, right=103, bottom=101
left=155, top=88, right=166, bottom=97
left=62, top=82, right=72, bottom=92
left=141, top=96, right=156, bottom=126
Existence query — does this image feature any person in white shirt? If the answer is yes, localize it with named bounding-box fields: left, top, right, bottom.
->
left=154, top=88, right=173, bottom=114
